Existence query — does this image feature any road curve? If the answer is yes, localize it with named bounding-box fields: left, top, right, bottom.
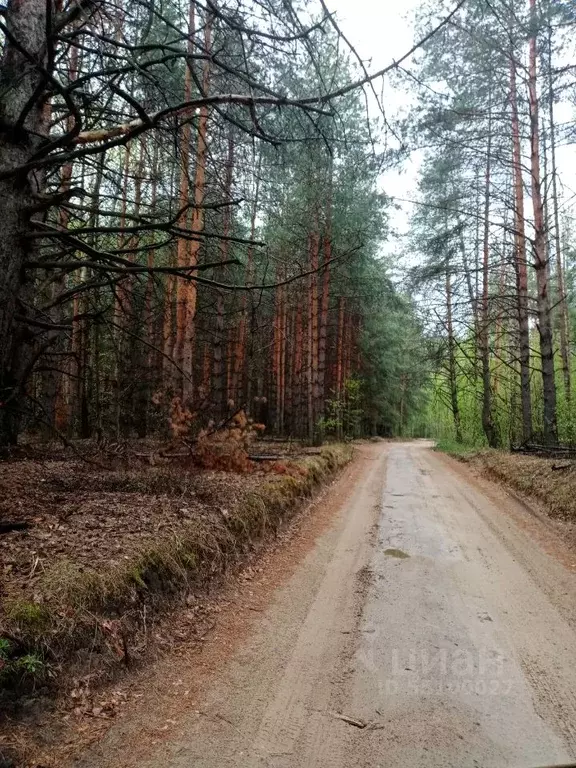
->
left=76, top=441, right=576, bottom=768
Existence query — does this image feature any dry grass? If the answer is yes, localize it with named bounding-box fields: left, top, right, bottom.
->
left=0, top=444, right=352, bottom=697
left=456, top=449, right=576, bottom=522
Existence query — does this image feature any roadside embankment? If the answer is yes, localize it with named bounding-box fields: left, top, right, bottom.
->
left=0, top=443, right=352, bottom=702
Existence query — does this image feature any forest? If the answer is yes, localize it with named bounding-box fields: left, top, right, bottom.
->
left=4, top=1, right=576, bottom=761
left=0, top=0, right=575, bottom=448
left=0, top=0, right=432, bottom=451
left=410, top=0, right=576, bottom=448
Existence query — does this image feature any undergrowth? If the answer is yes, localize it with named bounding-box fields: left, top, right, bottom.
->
left=0, top=444, right=352, bottom=697
left=0, top=639, right=48, bottom=690
left=434, top=438, right=480, bottom=458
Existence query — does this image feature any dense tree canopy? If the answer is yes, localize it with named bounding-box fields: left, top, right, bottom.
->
left=406, top=0, right=576, bottom=447
left=1, top=0, right=575, bottom=448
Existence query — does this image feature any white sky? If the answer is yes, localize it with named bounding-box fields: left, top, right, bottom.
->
left=328, top=0, right=420, bottom=70
left=326, top=0, right=576, bottom=268
left=327, top=0, right=428, bottom=264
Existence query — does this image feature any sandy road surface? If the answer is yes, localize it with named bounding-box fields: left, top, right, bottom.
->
left=76, top=442, right=576, bottom=768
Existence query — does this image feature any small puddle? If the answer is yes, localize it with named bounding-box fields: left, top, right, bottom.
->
left=384, top=548, right=410, bottom=559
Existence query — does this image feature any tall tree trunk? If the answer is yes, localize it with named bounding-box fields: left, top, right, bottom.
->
left=528, top=0, right=558, bottom=444
left=285, top=306, right=294, bottom=434
left=272, top=269, right=281, bottom=432
left=112, top=142, right=132, bottom=437
left=119, top=139, right=145, bottom=436
left=182, top=11, right=212, bottom=403
left=460, top=232, right=478, bottom=335
left=43, top=37, right=80, bottom=437
left=212, top=135, right=234, bottom=420
left=174, top=0, right=196, bottom=400
left=142, top=140, right=160, bottom=434
left=510, top=56, right=533, bottom=443
left=114, top=143, right=133, bottom=329
left=342, top=312, right=353, bottom=435
left=480, top=92, right=498, bottom=447
left=279, top=283, right=287, bottom=434
left=336, top=295, right=345, bottom=441
left=89, top=152, right=106, bottom=435
left=446, top=260, right=462, bottom=443
left=294, top=299, right=304, bottom=437
left=163, top=271, right=176, bottom=383
left=493, top=247, right=508, bottom=397
left=0, top=0, right=52, bottom=444
left=547, top=28, right=571, bottom=404
left=232, top=159, right=260, bottom=411
left=307, top=233, right=320, bottom=442
left=317, top=231, right=331, bottom=438
left=306, top=237, right=315, bottom=441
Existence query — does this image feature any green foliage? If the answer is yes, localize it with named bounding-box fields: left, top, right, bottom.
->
left=14, top=653, right=46, bottom=679
left=321, top=378, right=365, bottom=441
left=359, top=289, right=429, bottom=437
left=0, top=639, right=47, bottom=689
left=406, top=0, right=576, bottom=450
left=254, top=49, right=428, bottom=440
left=0, top=638, right=12, bottom=660
left=434, top=438, right=477, bottom=457
left=418, top=322, right=576, bottom=449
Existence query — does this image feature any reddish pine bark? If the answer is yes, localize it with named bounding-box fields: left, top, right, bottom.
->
left=212, top=136, right=234, bottom=419
left=174, top=0, right=196, bottom=398
left=175, top=8, right=212, bottom=403
left=306, top=233, right=320, bottom=440
left=285, top=306, right=295, bottom=432
left=294, top=299, right=304, bottom=435
left=279, top=284, right=287, bottom=433
left=343, top=310, right=352, bottom=391
left=336, top=296, right=345, bottom=401
left=272, top=267, right=282, bottom=432
left=317, top=235, right=331, bottom=426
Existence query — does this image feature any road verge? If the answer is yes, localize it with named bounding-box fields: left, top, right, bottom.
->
left=0, top=444, right=352, bottom=704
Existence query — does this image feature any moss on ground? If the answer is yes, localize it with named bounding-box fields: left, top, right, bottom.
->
left=5, top=601, right=50, bottom=631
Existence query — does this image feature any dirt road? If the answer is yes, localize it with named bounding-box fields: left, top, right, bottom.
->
left=76, top=442, right=576, bottom=768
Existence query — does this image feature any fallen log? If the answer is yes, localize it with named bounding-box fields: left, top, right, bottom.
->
left=512, top=443, right=576, bottom=457
left=249, top=454, right=291, bottom=462
left=0, top=522, right=29, bottom=535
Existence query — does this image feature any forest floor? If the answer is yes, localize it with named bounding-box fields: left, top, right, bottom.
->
left=0, top=437, right=353, bottom=767
left=10, top=439, right=576, bottom=768
left=5, top=440, right=576, bottom=768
